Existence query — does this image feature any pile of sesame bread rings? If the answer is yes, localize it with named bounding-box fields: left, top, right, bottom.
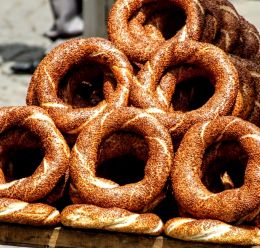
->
left=0, top=0, right=259, bottom=245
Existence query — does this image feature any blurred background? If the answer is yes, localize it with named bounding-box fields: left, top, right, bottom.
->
left=0, top=0, right=259, bottom=106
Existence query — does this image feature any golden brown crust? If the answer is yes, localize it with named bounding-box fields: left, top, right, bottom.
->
left=164, top=217, right=260, bottom=245
left=61, top=204, right=163, bottom=235
left=0, top=198, right=60, bottom=226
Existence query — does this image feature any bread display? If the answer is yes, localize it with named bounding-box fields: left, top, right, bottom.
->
left=0, top=0, right=259, bottom=245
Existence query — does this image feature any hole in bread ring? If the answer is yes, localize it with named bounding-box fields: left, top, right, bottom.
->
left=0, top=128, right=43, bottom=182
left=201, top=141, right=247, bottom=193
left=172, top=116, right=260, bottom=223
left=0, top=106, right=70, bottom=202
left=129, top=2, right=186, bottom=42
left=159, top=61, right=254, bottom=119
left=70, top=107, right=173, bottom=212
left=97, top=132, right=148, bottom=186
left=27, top=38, right=133, bottom=135
left=58, top=64, right=113, bottom=108
left=161, top=66, right=215, bottom=112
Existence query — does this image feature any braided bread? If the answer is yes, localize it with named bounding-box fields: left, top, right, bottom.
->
left=0, top=198, right=60, bottom=226
left=61, top=204, right=163, bottom=235
left=164, top=217, right=260, bottom=245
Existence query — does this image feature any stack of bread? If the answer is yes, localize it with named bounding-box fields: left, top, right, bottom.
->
left=0, top=0, right=259, bottom=245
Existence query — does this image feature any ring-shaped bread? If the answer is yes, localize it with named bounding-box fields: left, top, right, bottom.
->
left=172, top=116, right=260, bottom=223
left=27, top=37, right=133, bottom=135
left=108, top=0, right=205, bottom=63
left=130, top=40, right=239, bottom=137
left=203, top=0, right=240, bottom=52
left=0, top=106, right=70, bottom=202
left=157, top=62, right=254, bottom=120
left=70, top=107, right=173, bottom=211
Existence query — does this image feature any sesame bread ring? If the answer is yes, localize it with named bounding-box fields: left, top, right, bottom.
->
left=158, top=61, right=254, bottom=119
left=0, top=106, right=70, bottom=202
left=26, top=38, right=133, bottom=135
left=69, top=131, right=166, bottom=212
left=0, top=129, right=69, bottom=205
left=0, top=198, right=60, bottom=226
left=172, top=116, right=260, bottom=223
left=164, top=217, right=260, bottom=245
left=61, top=204, right=163, bottom=235
left=130, top=40, right=239, bottom=137
left=108, top=0, right=205, bottom=63
left=229, top=56, right=256, bottom=119
left=229, top=55, right=260, bottom=127
left=70, top=107, right=173, bottom=212
left=233, top=16, right=260, bottom=60
left=134, top=0, right=239, bottom=53
left=69, top=132, right=148, bottom=204
left=204, top=0, right=240, bottom=52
